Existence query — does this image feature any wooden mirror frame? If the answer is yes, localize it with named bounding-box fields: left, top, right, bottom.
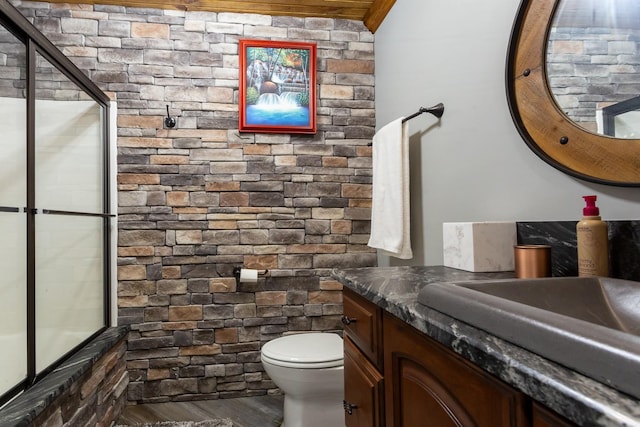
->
left=506, top=0, right=640, bottom=186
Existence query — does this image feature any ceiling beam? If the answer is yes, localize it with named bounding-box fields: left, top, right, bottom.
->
left=363, top=0, right=395, bottom=33
left=26, top=0, right=396, bottom=32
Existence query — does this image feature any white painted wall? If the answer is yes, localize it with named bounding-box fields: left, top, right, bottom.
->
left=374, top=0, right=640, bottom=267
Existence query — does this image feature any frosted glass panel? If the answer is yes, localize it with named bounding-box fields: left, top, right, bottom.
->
left=35, top=52, right=104, bottom=213
left=0, top=98, right=26, bottom=207
left=35, top=215, right=104, bottom=372
left=0, top=213, right=27, bottom=395
left=0, top=26, right=26, bottom=208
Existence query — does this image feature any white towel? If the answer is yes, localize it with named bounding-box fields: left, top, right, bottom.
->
left=367, top=117, right=413, bottom=259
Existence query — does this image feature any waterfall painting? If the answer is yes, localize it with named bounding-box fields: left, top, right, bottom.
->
left=239, top=39, right=317, bottom=134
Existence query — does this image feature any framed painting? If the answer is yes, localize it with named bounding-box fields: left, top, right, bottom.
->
left=239, top=39, right=317, bottom=134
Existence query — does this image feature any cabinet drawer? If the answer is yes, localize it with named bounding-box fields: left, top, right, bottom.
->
left=532, top=402, right=578, bottom=427
left=344, top=336, right=384, bottom=427
left=343, top=288, right=383, bottom=369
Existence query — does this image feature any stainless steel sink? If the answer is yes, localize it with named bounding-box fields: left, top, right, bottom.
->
left=417, top=276, right=640, bottom=399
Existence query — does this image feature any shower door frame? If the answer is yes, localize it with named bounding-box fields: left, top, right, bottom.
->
left=0, top=1, right=114, bottom=407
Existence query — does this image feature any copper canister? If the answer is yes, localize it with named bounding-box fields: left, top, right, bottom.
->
left=514, top=245, right=552, bottom=278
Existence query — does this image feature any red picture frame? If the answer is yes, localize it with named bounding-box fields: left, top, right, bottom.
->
left=239, top=39, right=317, bottom=134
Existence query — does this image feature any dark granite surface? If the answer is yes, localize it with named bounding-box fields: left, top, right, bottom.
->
left=518, top=221, right=640, bottom=281
left=333, top=266, right=640, bottom=427
left=0, top=326, right=129, bottom=427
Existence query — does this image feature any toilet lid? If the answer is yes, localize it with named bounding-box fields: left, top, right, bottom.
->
left=261, top=333, right=343, bottom=368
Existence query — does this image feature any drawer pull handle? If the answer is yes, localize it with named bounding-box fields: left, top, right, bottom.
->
left=343, top=400, right=358, bottom=415
left=341, top=315, right=357, bottom=325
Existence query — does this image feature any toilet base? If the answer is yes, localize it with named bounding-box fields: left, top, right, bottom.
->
left=281, top=393, right=345, bottom=427
left=260, top=333, right=345, bottom=427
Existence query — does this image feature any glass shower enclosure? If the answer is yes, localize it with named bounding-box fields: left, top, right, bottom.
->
left=0, top=2, right=113, bottom=405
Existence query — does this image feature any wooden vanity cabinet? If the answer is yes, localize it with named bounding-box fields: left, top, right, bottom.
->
left=383, top=313, right=528, bottom=427
left=342, top=288, right=383, bottom=369
left=342, top=288, right=578, bottom=427
left=342, top=289, right=384, bottom=427
left=532, top=402, right=578, bottom=427
left=344, top=336, right=384, bottom=427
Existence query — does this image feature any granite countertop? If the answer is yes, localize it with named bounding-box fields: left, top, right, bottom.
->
left=332, top=266, right=640, bottom=427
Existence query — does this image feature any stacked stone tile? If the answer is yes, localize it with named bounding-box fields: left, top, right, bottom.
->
left=547, top=26, right=640, bottom=132
left=14, top=1, right=376, bottom=402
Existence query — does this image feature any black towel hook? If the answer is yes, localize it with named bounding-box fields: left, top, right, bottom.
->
left=165, top=105, right=176, bottom=128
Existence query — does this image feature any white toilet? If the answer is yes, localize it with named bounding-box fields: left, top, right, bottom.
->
left=261, top=333, right=345, bottom=427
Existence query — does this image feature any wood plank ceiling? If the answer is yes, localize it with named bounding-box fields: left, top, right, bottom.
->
left=35, top=0, right=397, bottom=33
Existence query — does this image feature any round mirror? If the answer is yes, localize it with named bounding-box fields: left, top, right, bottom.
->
left=507, top=0, right=640, bottom=185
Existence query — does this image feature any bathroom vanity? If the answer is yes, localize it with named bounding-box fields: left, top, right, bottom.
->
left=334, top=266, right=640, bottom=427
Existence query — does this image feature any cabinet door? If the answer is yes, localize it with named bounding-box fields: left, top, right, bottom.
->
left=343, top=288, right=383, bottom=369
left=383, top=313, right=528, bottom=427
left=532, top=402, right=578, bottom=427
left=344, top=336, right=384, bottom=427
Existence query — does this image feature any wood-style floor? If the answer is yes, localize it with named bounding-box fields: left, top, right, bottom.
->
left=116, top=395, right=284, bottom=427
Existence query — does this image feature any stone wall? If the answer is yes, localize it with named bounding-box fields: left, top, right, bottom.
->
left=13, top=1, right=376, bottom=403
left=547, top=26, right=640, bottom=132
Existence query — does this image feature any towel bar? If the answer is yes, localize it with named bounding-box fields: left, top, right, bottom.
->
left=369, top=103, right=444, bottom=146
left=402, top=103, right=445, bottom=123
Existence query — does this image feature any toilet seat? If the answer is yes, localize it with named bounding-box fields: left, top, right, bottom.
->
left=261, top=333, right=343, bottom=369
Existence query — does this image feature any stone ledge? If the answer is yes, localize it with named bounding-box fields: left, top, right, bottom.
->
left=0, top=326, right=129, bottom=427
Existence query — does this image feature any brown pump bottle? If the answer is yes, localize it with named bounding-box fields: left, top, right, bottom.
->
left=576, top=195, right=609, bottom=277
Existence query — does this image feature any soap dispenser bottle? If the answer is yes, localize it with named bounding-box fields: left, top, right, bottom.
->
left=576, top=195, right=609, bottom=277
